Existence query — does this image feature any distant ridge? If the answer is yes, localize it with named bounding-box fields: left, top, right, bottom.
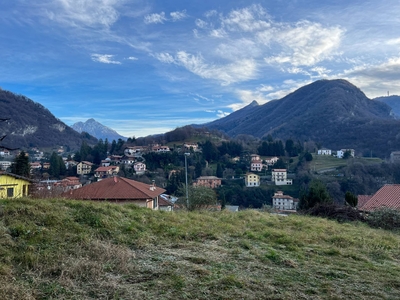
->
left=202, top=79, right=400, bottom=157
left=0, top=89, right=97, bottom=149
left=374, top=95, right=400, bottom=118
left=71, top=118, right=127, bottom=141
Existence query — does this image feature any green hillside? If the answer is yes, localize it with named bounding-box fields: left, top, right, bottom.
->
left=1, top=199, right=400, bottom=299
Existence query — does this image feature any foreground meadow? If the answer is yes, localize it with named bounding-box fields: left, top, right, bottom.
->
left=0, top=198, right=399, bottom=299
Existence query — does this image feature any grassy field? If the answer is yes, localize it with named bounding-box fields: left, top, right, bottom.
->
left=1, top=198, right=400, bottom=299
left=310, top=155, right=383, bottom=173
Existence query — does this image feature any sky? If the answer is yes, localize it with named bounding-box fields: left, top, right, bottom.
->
left=1, top=0, right=400, bottom=138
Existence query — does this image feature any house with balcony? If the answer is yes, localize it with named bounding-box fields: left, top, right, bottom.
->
left=271, top=169, right=292, bottom=185
left=77, top=161, right=94, bottom=175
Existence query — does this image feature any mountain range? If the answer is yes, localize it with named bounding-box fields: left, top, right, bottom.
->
left=374, top=95, right=400, bottom=117
left=202, top=79, right=400, bottom=157
left=0, top=89, right=97, bottom=150
left=71, top=118, right=127, bottom=142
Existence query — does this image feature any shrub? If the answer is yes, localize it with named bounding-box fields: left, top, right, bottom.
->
left=305, top=203, right=366, bottom=223
left=367, top=208, right=400, bottom=230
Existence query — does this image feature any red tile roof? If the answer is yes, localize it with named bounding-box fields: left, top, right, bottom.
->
left=360, top=185, right=400, bottom=211
left=357, top=195, right=372, bottom=209
left=63, top=176, right=165, bottom=201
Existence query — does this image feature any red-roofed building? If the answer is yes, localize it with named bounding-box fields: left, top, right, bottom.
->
left=357, top=195, right=372, bottom=209
left=94, top=166, right=120, bottom=178
left=359, top=185, right=400, bottom=211
left=272, top=191, right=298, bottom=211
left=63, top=176, right=166, bottom=209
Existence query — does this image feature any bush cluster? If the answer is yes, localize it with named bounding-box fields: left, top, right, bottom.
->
left=366, top=208, right=400, bottom=230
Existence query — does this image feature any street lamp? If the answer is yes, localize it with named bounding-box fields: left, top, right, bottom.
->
left=184, top=153, right=190, bottom=209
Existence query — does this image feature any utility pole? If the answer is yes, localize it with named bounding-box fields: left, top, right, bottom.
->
left=184, top=153, right=190, bottom=209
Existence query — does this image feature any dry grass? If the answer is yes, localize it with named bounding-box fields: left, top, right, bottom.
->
left=0, top=198, right=400, bottom=299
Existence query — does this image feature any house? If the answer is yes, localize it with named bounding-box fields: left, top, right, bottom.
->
left=158, top=194, right=175, bottom=211
left=42, top=162, right=50, bottom=170
left=63, top=176, right=166, bottom=209
left=337, top=149, right=355, bottom=159
left=60, top=177, right=82, bottom=191
left=30, top=162, right=42, bottom=171
left=77, top=161, right=94, bottom=175
left=272, top=191, right=298, bottom=211
left=250, top=159, right=263, bottom=172
left=193, top=176, right=222, bottom=189
left=390, top=151, right=400, bottom=163
left=0, top=172, right=31, bottom=198
left=124, top=146, right=145, bottom=157
left=0, top=149, right=11, bottom=156
left=358, top=184, right=400, bottom=211
left=184, top=143, right=199, bottom=152
left=264, top=156, right=279, bottom=166
left=317, top=148, right=332, bottom=155
left=94, top=166, right=120, bottom=178
left=101, top=159, right=111, bottom=167
left=271, top=169, right=292, bottom=185
left=0, top=161, right=12, bottom=171
left=109, top=155, right=122, bottom=164
left=250, top=154, right=261, bottom=161
left=152, top=145, right=170, bottom=153
left=133, top=162, right=146, bottom=174
left=245, top=173, right=260, bottom=187
left=121, top=155, right=136, bottom=165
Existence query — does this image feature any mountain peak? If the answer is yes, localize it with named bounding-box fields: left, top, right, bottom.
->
left=249, top=100, right=259, bottom=107
left=71, top=119, right=127, bottom=141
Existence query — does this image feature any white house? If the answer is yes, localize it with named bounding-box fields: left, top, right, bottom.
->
left=272, top=191, right=298, bottom=211
left=271, top=169, right=292, bottom=185
left=317, top=149, right=332, bottom=155
left=337, top=149, right=355, bottom=158
left=134, top=162, right=146, bottom=174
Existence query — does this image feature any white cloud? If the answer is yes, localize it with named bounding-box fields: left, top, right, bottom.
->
left=91, top=54, right=121, bottom=64
left=264, top=21, right=344, bottom=67
left=48, top=0, right=121, bottom=28
left=204, top=10, right=217, bottom=18
left=144, top=12, right=166, bottom=24
left=170, top=10, right=187, bottom=21
left=174, top=51, right=257, bottom=85
left=386, top=38, right=400, bottom=45
left=195, top=19, right=207, bottom=29
left=217, top=110, right=230, bottom=118
left=340, top=56, right=400, bottom=98
left=154, top=52, right=175, bottom=64
left=222, top=4, right=271, bottom=32
left=210, top=28, right=227, bottom=38
left=127, top=56, right=138, bottom=60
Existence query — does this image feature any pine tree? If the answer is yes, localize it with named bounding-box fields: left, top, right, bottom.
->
left=12, top=151, right=30, bottom=177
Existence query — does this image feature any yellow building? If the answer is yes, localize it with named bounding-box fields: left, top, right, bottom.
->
left=0, top=173, right=31, bottom=198
left=245, top=173, right=260, bottom=187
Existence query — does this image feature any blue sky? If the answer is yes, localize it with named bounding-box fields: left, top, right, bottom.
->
left=1, top=1, right=400, bottom=138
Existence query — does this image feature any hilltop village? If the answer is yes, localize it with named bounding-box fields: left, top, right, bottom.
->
left=2, top=125, right=400, bottom=213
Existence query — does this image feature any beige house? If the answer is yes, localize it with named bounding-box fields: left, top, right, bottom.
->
left=245, top=173, right=260, bottom=187
left=94, top=166, right=120, bottom=178
left=77, top=161, right=94, bottom=175
left=193, top=176, right=222, bottom=189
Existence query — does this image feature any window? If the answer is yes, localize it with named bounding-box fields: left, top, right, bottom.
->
left=7, top=188, right=14, bottom=198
